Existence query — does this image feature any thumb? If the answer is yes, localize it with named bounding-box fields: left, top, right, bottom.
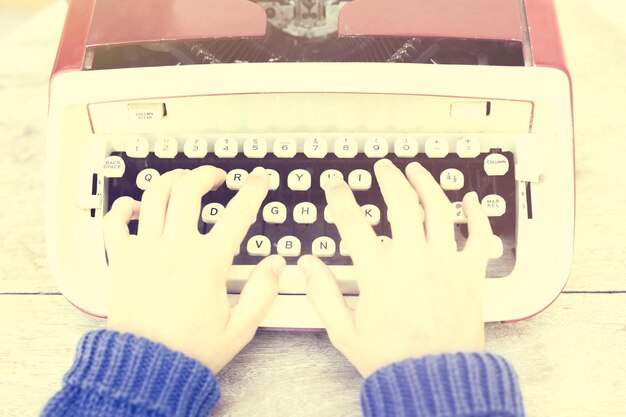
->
left=226, top=255, right=285, bottom=344
left=298, top=255, right=356, bottom=349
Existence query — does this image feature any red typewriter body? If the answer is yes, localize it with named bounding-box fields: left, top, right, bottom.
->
left=47, top=0, right=574, bottom=327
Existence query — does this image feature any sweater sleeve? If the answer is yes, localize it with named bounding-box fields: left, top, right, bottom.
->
left=361, top=353, right=525, bottom=417
left=40, top=330, right=220, bottom=417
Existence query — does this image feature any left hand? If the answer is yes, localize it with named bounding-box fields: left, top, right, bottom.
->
left=103, top=166, right=285, bottom=373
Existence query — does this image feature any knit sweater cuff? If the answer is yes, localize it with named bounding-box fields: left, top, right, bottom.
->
left=361, top=353, right=525, bottom=417
left=58, top=330, right=220, bottom=417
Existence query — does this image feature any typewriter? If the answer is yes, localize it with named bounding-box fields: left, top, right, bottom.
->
left=46, top=0, right=575, bottom=328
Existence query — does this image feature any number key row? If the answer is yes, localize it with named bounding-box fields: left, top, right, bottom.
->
left=125, top=136, right=486, bottom=159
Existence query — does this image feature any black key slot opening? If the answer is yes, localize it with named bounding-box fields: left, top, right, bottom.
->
left=90, top=173, right=98, bottom=218
left=525, top=182, right=533, bottom=220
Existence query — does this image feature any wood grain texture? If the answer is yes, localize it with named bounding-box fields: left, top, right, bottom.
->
left=0, top=2, right=65, bottom=295
left=0, top=294, right=625, bottom=416
left=554, top=0, right=626, bottom=293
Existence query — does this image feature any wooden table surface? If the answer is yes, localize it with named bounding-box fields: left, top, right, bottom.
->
left=0, top=1, right=624, bottom=416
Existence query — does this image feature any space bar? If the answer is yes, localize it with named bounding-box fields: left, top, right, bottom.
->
left=227, top=293, right=360, bottom=329
left=227, top=265, right=359, bottom=295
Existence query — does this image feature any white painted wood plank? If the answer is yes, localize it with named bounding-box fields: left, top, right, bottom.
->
left=555, top=0, right=626, bottom=293
left=0, top=2, right=66, bottom=295
left=1, top=294, right=624, bottom=416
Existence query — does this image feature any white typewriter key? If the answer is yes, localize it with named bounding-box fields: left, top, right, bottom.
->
left=202, top=203, right=225, bottom=224
left=273, top=139, right=298, bottom=158
left=484, top=153, right=510, bottom=176
left=288, top=169, right=312, bottom=191
left=334, top=137, right=358, bottom=158
left=184, top=138, right=208, bottom=158
left=125, top=136, right=150, bottom=158
left=440, top=169, right=465, bottom=191
left=312, top=237, right=336, bottom=257
left=488, top=235, right=504, bottom=259
left=226, top=169, right=249, bottom=190
left=136, top=168, right=160, bottom=191
left=266, top=169, right=280, bottom=191
left=425, top=137, right=449, bottom=158
left=451, top=201, right=468, bottom=224
left=320, top=169, right=344, bottom=190
left=154, top=138, right=178, bottom=159
left=324, top=205, right=334, bottom=224
left=348, top=169, right=372, bottom=191
left=339, top=240, right=350, bottom=256
left=293, top=202, right=317, bottom=224
left=263, top=202, right=287, bottom=224
left=394, top=137, right=419, bottom=158
left=304, top=138, right=328, bottom=158
left=247, top=235, right=271, bottom=257
left=277, top=236, right=301, bottom=257
left=378, top=235, right=392, bottom=245
left=457, top=137, right=481, bottom=158
left=214, top=138, right=238, bottom=158
left=362, top=204, right=381, bottom=226
left=364, top=138, right=389, bottom=158
left=102, top=156, right=126, bottom=178
left=481, top=194, right=506, bottom=217
left=243, top=138, right=268, bottom=158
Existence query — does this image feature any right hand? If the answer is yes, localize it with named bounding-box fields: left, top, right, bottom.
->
left=298, top=159, right=493, bottom=377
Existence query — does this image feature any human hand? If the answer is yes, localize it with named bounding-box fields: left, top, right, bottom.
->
left=299, top=159, right=493, bottom=377
left=103, top=166, right=286, bottom=373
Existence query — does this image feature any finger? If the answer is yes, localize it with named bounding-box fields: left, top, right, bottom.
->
left=137, top=169, right=186, bottom=239
left=373, top=159, right=425, bottom=247
left=325, top=176, right=380, bottom=266
left=463, top=191, right=493, bottom=257
left=103, top=196, right=140, bottom=249
left=209, top=167, right=269, bottom=255
left=405, top=162, right=455, bottom=248
left=300, top=255, right=356, bottom=351
left=164, top=166, right=226, bottom=236
left=225, top=255, right=285, bottom=345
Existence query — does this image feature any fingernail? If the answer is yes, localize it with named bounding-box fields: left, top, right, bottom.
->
left=298, top=257, right=312, bottom=277
left=326, top=176, right=344, bottom=189
left=468, top=191, right=479, bottom=202
left=250, top=167, right=266, bottom=177
left=271, top=256, right=286, bottom=276
left=212, top=167, right=226, bottom=176
left=407, top=162, right=424, bottom=172
left=375, top=158, right=393, bottom=168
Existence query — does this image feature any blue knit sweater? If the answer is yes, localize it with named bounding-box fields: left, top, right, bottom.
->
left=41, top=330, right=524, bottom=417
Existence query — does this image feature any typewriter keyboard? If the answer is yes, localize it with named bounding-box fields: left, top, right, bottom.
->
left=104, top=136, right=517, bottom=278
